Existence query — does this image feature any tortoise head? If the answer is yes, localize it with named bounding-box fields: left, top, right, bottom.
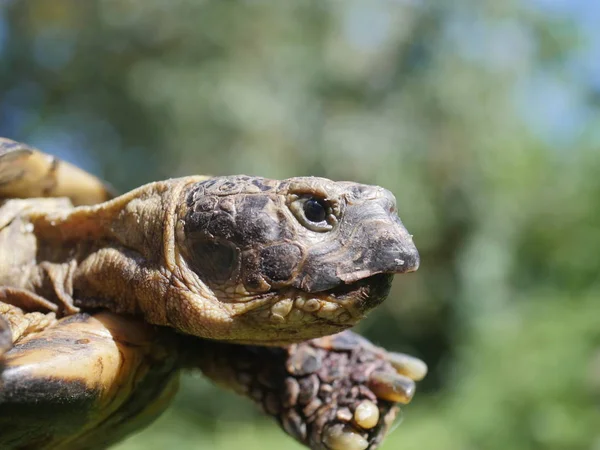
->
left=172, top=175, right=419, bottom=344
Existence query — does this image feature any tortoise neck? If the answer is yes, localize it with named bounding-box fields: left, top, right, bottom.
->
left=69, top=181, right=180, bottom=318
left=17, top=181, right=182, bottom=319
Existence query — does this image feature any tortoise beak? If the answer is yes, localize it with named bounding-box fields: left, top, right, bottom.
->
left=336, top=221, right=420, bottom=284
left=295, top=193, right=420, bottom=293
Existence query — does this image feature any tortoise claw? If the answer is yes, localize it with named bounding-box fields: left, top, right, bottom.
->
left=388, top=351, right=428, bottom=381
left=368, top=371, right=416, bottom=404
left=323, top=424, right=369, bottom=450
left=353, top=400, right=380, bottom=429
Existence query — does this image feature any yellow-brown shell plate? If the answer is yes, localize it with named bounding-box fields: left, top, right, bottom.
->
left=0, top=312, right=180, bottom=450
left=0, top=137, right=114, bottom=206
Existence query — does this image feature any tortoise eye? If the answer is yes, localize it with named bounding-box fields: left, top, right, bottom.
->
left=304, top=198, right=327, bottom=223
left=289, top=196, right=337, bottom=232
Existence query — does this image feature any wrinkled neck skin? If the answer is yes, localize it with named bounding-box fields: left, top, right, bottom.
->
left=3, top=176, right=232, bottom=339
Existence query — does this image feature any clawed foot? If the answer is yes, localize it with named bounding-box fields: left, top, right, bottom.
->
left=278, top=331, right=427, bottom=450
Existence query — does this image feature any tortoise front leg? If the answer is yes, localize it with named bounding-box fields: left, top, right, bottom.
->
left=184, top=331, right=427, bottom=450
left=0, top=312, right=181, bottom=450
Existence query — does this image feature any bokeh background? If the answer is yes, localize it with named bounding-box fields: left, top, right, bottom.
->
left=1, top=1, right=599, bottom=449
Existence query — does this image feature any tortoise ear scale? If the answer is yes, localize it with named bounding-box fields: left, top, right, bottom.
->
left=186, top=239, right=240, bottom=285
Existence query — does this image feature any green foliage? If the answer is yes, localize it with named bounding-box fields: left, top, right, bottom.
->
left=1, top=0, right=597, bottom=448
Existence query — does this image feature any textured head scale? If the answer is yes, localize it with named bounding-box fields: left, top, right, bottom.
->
left=176, top=175, right=419, bottom=343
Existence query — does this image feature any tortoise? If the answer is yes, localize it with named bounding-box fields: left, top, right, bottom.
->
left=0, top=137, right=427, bottom=449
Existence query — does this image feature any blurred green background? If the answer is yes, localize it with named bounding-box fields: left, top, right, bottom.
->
left=1, top=1, right=599, bottom=449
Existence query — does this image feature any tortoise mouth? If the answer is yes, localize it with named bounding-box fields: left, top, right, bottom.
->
left=320, top=273, right=394, bottom=313
left=236, top=273, right=394, bottom=345
left=256, top=273, right=394, bottom=325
